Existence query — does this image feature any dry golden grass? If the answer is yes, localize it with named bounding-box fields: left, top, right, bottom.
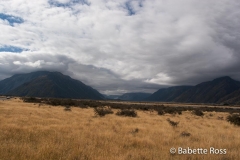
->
left=0, top=98, right=240, bottom=160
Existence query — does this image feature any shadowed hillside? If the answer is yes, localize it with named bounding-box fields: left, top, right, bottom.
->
left=0, top=71, right=50, bottom=94
left=2, top=71, right=104, bottom=100
left=147, top=86, right=192, bottom=102
left=175, top=76, right=240, bottom=103
left=218, top=89, right=240, bottom=105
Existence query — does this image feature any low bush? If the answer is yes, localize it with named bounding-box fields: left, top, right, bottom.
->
left=177, top=110, right=182, bottom=115
left=227, top=114, right=240, bottom=126
left=164, top=108, right=177, bottom=115
left=94, top=106, right=113, bottom=117
left=116, top=109, right=137, bottom=117
left=192, top=109, right=204, bottom=117
left=157, top=109, right=165, bottom=115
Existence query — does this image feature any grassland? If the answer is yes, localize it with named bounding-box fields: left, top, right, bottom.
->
left=0, top=98, right=240, bottom=160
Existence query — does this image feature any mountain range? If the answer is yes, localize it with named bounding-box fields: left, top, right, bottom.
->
left=146, top=76, right=240, bottom=104
left=1, top=71, right=240, bottom=104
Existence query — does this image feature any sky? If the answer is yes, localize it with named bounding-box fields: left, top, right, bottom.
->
left=0, top=0, right=240, bottom=95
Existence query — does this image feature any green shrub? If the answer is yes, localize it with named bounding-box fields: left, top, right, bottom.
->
left=116, top=109, right=137, bottom=117
left=227, top=114, right=240, bottom=126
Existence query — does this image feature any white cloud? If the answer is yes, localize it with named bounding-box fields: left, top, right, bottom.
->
left=13, top=61, right=21, bottom=65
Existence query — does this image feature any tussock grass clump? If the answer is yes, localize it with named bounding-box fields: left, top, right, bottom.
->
left=94, top=106, right=113, bottom=117
left=192, top=109, right=204, bottom=117
left=116, top=109, right=137, bottom=117
left=227, top=114, right=240, bottom=126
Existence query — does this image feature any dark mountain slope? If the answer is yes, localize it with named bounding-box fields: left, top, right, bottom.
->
left=146, top=86, right=192, bottom=102
left=175, top=76, right=240, bottom=103
left=218, top=88, right=240, bottom=105
left=5, top=71, right=104, bottom=100
left=118, top=92, right=151, bottom=101
left=0, top=71, right=50, bottom=94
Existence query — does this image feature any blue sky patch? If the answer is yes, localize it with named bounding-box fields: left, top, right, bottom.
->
left=48, top=0, right=90, bottom=8
left=125, top=2, right=135, bottom=16
left=0, top=13, right=24, bottom=26
left=0, top=46, right=25, bottom=53
left=124, top=0, right=144, bottom=16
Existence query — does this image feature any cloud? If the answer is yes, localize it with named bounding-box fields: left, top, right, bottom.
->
left=0, top=0, right=240, bottom=94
